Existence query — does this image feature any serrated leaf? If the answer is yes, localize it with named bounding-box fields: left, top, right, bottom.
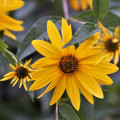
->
left=59, top=103, right=80, bottom=120
left=17, top=16, right=62, bottom=60
left=0, top=40, right=8, bottom=51
left=93, top=0, right=110, bottom=20
left=63, top=23, right=100, bottom=48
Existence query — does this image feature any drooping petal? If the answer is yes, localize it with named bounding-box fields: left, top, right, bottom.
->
left=66, top=75, right=80, bottom=111
left=47, top=20, right=63, bottom=49
left=4, top=71, right=16, bottom=77
left=9, top=64, right=16, bottom=70
left=24, top=59, right=32, bottom=67
left=19, top=79, right=23, bottom=88
left=23, top=78, right=27, bottom=91
left=12, top=77, right=19, bottom=87
left=32, top=40, right=62, bottom=58
left=75, top=70, right=104, bottom=99
left=50, top=74, right=66, bottom=105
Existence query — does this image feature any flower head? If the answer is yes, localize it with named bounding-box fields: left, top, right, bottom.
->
left=97, top=22, right=120, bottom=65
left=70, top=0, right=92, bottom=11
left=29, top=18, right=118, bottom=110
left=0, top=59, right=33, bottom=91
left=0, top=0, right=24, bottom=40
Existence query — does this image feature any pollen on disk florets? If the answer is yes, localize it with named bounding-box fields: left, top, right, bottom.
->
left=105, top=38, right=119, bottom=52
left=59, top=55, right=79, bottom=73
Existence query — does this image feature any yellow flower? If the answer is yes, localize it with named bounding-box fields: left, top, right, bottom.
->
left=29, top=18, right=118, bottom=111
left=70, top=0, right=92, bottom=11
left=97, top=22, right=120, bottom=65
left=0, top=59, right=33, bottom=91
left=0, top=0, right=24, bottom=40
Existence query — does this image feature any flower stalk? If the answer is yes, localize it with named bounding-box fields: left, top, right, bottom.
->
left=56, top=102, right=59, bottom=120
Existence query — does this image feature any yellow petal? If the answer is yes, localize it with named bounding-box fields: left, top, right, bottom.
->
left=31, top=57, right=59, bottom=69
left=66, top=75, right=80, bottom=111
left=87, top=0, right=92, bottom=9
left=75, top=71, right=104, bottom=99
left=32, top=40, right=62, bottom=59
left=0, top=14, right=24, bottom=31
left=47, top=20, right=63, bottom=49
left=62, top=18, right=75, bottom=54
left=9, top=64, right=16, bottom=70
left=81, top=62, right=118, bottom=74
left=50, top=74, right=66, bottom=105
left=29, top=66, right=61, bottom=91
left=24, top=59, right=32, bottom=67
left=81, top=67, right=113, bottom=85
left=0, top=75, right=14, bottom=81
left=75, top=76, right=94, bottom=104
left=98, top=22, right=110, bottom=38
left=75, top=32, right=100, bottom=59
left=10, top=76, right=17, bottom=84
left=0, top=0, right=24, bottom=12
left=4, top=71, right=16, bottom=77
left=37, top=72, right=63, bottom=99
left=19, top=79, right=23, bottom=88
left=4, top=29, right=17, bottom=40
left=70, top=0, right=80, bottom=11
left=23, top=78, right=27, bottom=91
left=114, top=50, right=119, bottom=65
left=114, top=26, right=119, bottom=39
left=12, top=77, right=19, bottom=87
left=80, top=0, right=87, bottom=10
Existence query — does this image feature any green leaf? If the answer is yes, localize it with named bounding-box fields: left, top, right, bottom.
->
left=92, top=0, right=110, bottom=20
left=58, top=98, right=69, bottom=104
left=73, top=11, right=120, bottom=27
left=59, top=103, right=80, bottom=120
left=3, top=50, right=21, bottom=66
left=63, top=23, right=100, bottom=48
left=27, top=82, right=34, bottom=102
left=0, top=40, right=8, bottom=51
left=17, top=16, right=62, bottom=60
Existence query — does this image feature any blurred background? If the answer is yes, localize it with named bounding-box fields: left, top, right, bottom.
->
left=0, top=0, right=120, bottom=120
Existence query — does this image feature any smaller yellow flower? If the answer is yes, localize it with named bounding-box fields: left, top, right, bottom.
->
left=70, top=0, right=92, bottom=11
left=97, top=22, right=120, bottom=65
left=0, top=59, right=33, bottom=91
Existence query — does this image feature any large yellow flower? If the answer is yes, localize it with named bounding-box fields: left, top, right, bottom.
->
left=97, top=22, right=120, bottom=65
left=29, top=18, right=118, bottom=110
left=0, top=59, right=33, bottom=91
left=0, top=0, right=24, bottom=40
left=70, top=0, right=92, bottom=11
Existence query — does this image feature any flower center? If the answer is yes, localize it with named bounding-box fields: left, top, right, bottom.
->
left=59, top=55, right=78, bottom=73
left=16, top=66, right=28, bottom=79
left=105, top=39, right=119, bottom=52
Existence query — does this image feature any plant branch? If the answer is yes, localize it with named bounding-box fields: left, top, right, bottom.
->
left=56, top=102, right=59, bottom=120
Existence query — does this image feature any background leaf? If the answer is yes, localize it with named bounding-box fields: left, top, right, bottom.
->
left=16, top=16, right=62, bottom=60
left=73, top=11, right=120, bottom=27
left=63, top=23, right=100, bottom=48
left=92, top=0, right=110, bottom=20
left=59, top=103, right=80, bottom=120
left=0, top=40, right=8, bottom=51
